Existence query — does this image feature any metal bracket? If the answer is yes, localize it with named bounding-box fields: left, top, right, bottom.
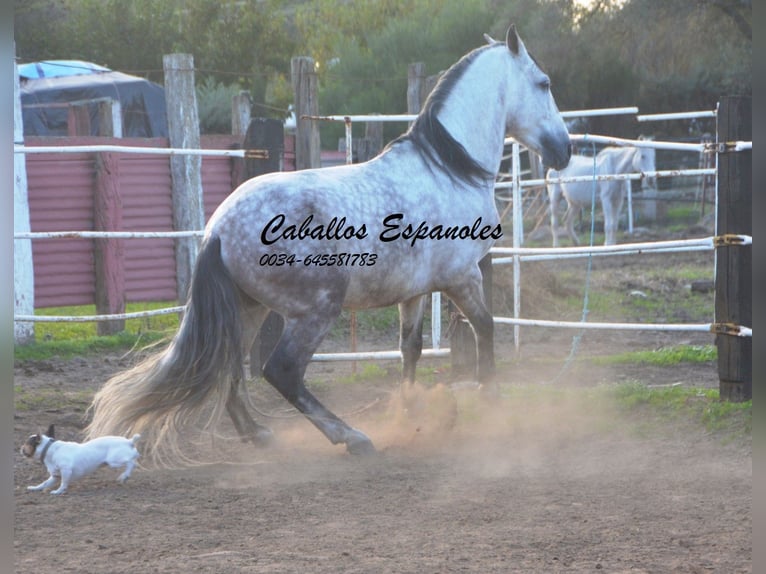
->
left=705, top=141, right=739, bottom=154
left=244, top=149, right=270, bottom=160
left=710, top=322, right=746, bottom=336
left=713, top=234, right=750, bottom=247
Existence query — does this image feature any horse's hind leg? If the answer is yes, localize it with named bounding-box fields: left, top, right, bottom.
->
left=226, top=301, right=274, bottom=446
left=398, top=295, right=426, bottom=384
left=263, top=309, right=375, bottom=455
left=444, top=269, right=495, bottom=388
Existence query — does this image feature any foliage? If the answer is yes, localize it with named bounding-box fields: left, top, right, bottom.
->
left=314, top=0, right=496, bottom=144
left=15, top=0, right=750, bottom=139
left=196, top=77, right=241, bottom=134
left=15, top=0, right=295, bottom=119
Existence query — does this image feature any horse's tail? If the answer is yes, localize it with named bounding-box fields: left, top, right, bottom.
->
left=84, top=235, right=243, bottom=465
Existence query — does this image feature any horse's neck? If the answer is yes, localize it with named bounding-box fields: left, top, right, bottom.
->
left=602, top=147, right=637, bottom=173
left=437, top=49, right=508, bottom=178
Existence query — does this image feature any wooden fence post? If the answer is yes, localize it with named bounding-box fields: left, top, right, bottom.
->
left=407, top=63, right=426, bottom=120
left=163, top=53, right=205, bottom=304
left=241, top=118, right=286, bottom=378
left=231, top=91, right=252, bottom=137
left=14, top=56, right=35, bottom=344
left=94, top=152, right=125, bottom=335
left=291, top=57, right=320, bottom=170
left=715, top=96, right=751, bottom=402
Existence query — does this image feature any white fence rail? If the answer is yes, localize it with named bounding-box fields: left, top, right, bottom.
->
left=13, top=106, right=753, bottom=362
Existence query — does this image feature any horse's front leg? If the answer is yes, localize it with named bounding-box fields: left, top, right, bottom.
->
left=263, top=308, right=375, bottom=456
left=548, top=182, right=561, bottom=247
left=398, top=295, right=426, bottom=384
left=444, top=271, right=495, bottom=389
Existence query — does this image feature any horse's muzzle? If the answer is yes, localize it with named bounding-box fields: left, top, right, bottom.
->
left=543, top=139, right=572, bottom=171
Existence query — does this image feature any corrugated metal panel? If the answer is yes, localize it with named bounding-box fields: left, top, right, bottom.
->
left=202, top=156, right=236, bottom=221
left=26, top=151, right=96, bottom=308
left=21, top=134, right=290, bottom=309
left=119, top=153, right=177, bottom=302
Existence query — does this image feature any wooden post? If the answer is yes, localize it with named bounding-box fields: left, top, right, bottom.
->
left=242, top=118, right=286, bottom=378
left=94, top=153, right=125, bottom=335
left=364, top=115, right=383, bottom=159
left=163, top=53, right=205, bottom=304
left=98, top=99, right=122, bottom=138
left=14, top=56, right=35, bottom=344
left=291, top=57, right=320, bottom=170
left=715, top=96, right=751, bottom=402
left=231, top=91, right=252, bottom=136
left=407, top=63, right=426, bottom=119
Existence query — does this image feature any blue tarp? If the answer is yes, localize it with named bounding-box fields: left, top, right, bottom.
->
left=18, top=60, right=111, bottom=79
left=19, top=60, right=167, bottom=137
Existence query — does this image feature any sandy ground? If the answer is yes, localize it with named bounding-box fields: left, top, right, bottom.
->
left=13, top=330, right=751, bottom=573
left=13, top=239, right=751, bottom=573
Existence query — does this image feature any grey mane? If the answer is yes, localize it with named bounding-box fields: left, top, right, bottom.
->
left=386, top=43, right=500, bottom=185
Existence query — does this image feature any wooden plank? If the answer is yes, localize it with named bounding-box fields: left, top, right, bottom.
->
left=94, top=152, right=125, bottom=335
left=14, top=58, right=35, bottom=343
left=715, top=96, right=751, bottom=401
left=291, top=56, right=321, bottom=170
left=163, top=53, right=204, bottom=303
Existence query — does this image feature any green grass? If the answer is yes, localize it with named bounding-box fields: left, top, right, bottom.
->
left=593, top=344, right=717, bottom=366
left=15, top=302, right=178, bottom=361
left=610, top=382, right=751, bottom=438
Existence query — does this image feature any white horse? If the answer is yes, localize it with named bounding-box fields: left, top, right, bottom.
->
left=547, top=145, right=656, bottom=246
left=86, top=25, right=571, bottom=461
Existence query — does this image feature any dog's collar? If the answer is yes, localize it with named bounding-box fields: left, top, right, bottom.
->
left=38, top=438, right=57, bottom=465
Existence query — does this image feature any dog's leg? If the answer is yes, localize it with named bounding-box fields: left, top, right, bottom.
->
left=27, top=475, right=57, bottom=492
left=50, top=468, right=72, bottom=495
left=117, top=460, right=136, bottom=484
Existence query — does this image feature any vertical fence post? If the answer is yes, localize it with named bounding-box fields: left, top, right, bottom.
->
left=407, top=63, right=426, bottom=122
left=94, top=150, right=125, bottom=335
left=163, top=53, right=204, bottom=304
left=715, top=96, right=751, bottom=402
left=291, top=57, right=320, bottom=170
left=231, top=91, right=252, bottom=137
left=14, top=56, right=35, bottom=344
left=242, top=118, right=286, bottom=378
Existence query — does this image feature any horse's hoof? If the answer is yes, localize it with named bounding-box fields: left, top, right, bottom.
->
left=346, top=432, right=376, bottom=456
left=249, top=428, right=275, bottom=448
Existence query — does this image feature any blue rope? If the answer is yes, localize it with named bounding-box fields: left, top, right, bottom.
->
left=550, top=139, right=598, bottom=382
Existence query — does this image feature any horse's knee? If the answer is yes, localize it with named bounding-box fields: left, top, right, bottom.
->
left=262, top=349, right=304, bottom=401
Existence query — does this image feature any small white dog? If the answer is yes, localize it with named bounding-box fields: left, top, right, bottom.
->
left=21, top=424, right=141, bottom=495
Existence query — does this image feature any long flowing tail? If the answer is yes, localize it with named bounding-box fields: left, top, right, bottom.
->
left=85, top=235, right=243, bottom=464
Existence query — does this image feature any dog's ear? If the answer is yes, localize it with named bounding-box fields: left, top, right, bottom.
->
left=46, top=424, right=55, bottom=438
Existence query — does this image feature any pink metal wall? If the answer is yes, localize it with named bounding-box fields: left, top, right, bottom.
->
left=23, top=135, right=294, bottom=308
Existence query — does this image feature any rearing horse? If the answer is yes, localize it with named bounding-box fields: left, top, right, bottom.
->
left=86, top=25, right=571, bottom=461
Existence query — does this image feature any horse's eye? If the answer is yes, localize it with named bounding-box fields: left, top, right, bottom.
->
left=539, top=78, right=551, bottom=90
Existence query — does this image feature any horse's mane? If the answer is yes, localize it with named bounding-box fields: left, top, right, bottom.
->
left=386, top=44, right=498, bottom=185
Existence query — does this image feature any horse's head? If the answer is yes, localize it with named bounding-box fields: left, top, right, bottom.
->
left=635, top=138, right=657, bottom=190
left=499, top=25, right=571, bottom=170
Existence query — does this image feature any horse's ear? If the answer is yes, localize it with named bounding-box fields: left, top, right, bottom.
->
left=46, top=424, right=55, bottom=438
left=483, top=33, right=496, bottom=45
left=506, top=24, right=520, bottom=55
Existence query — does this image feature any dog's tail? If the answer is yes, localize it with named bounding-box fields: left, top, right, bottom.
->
left=85, top=235, right=244, bottom=466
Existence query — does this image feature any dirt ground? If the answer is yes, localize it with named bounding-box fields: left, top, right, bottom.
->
left=13, top=247, right=751, bottom=573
